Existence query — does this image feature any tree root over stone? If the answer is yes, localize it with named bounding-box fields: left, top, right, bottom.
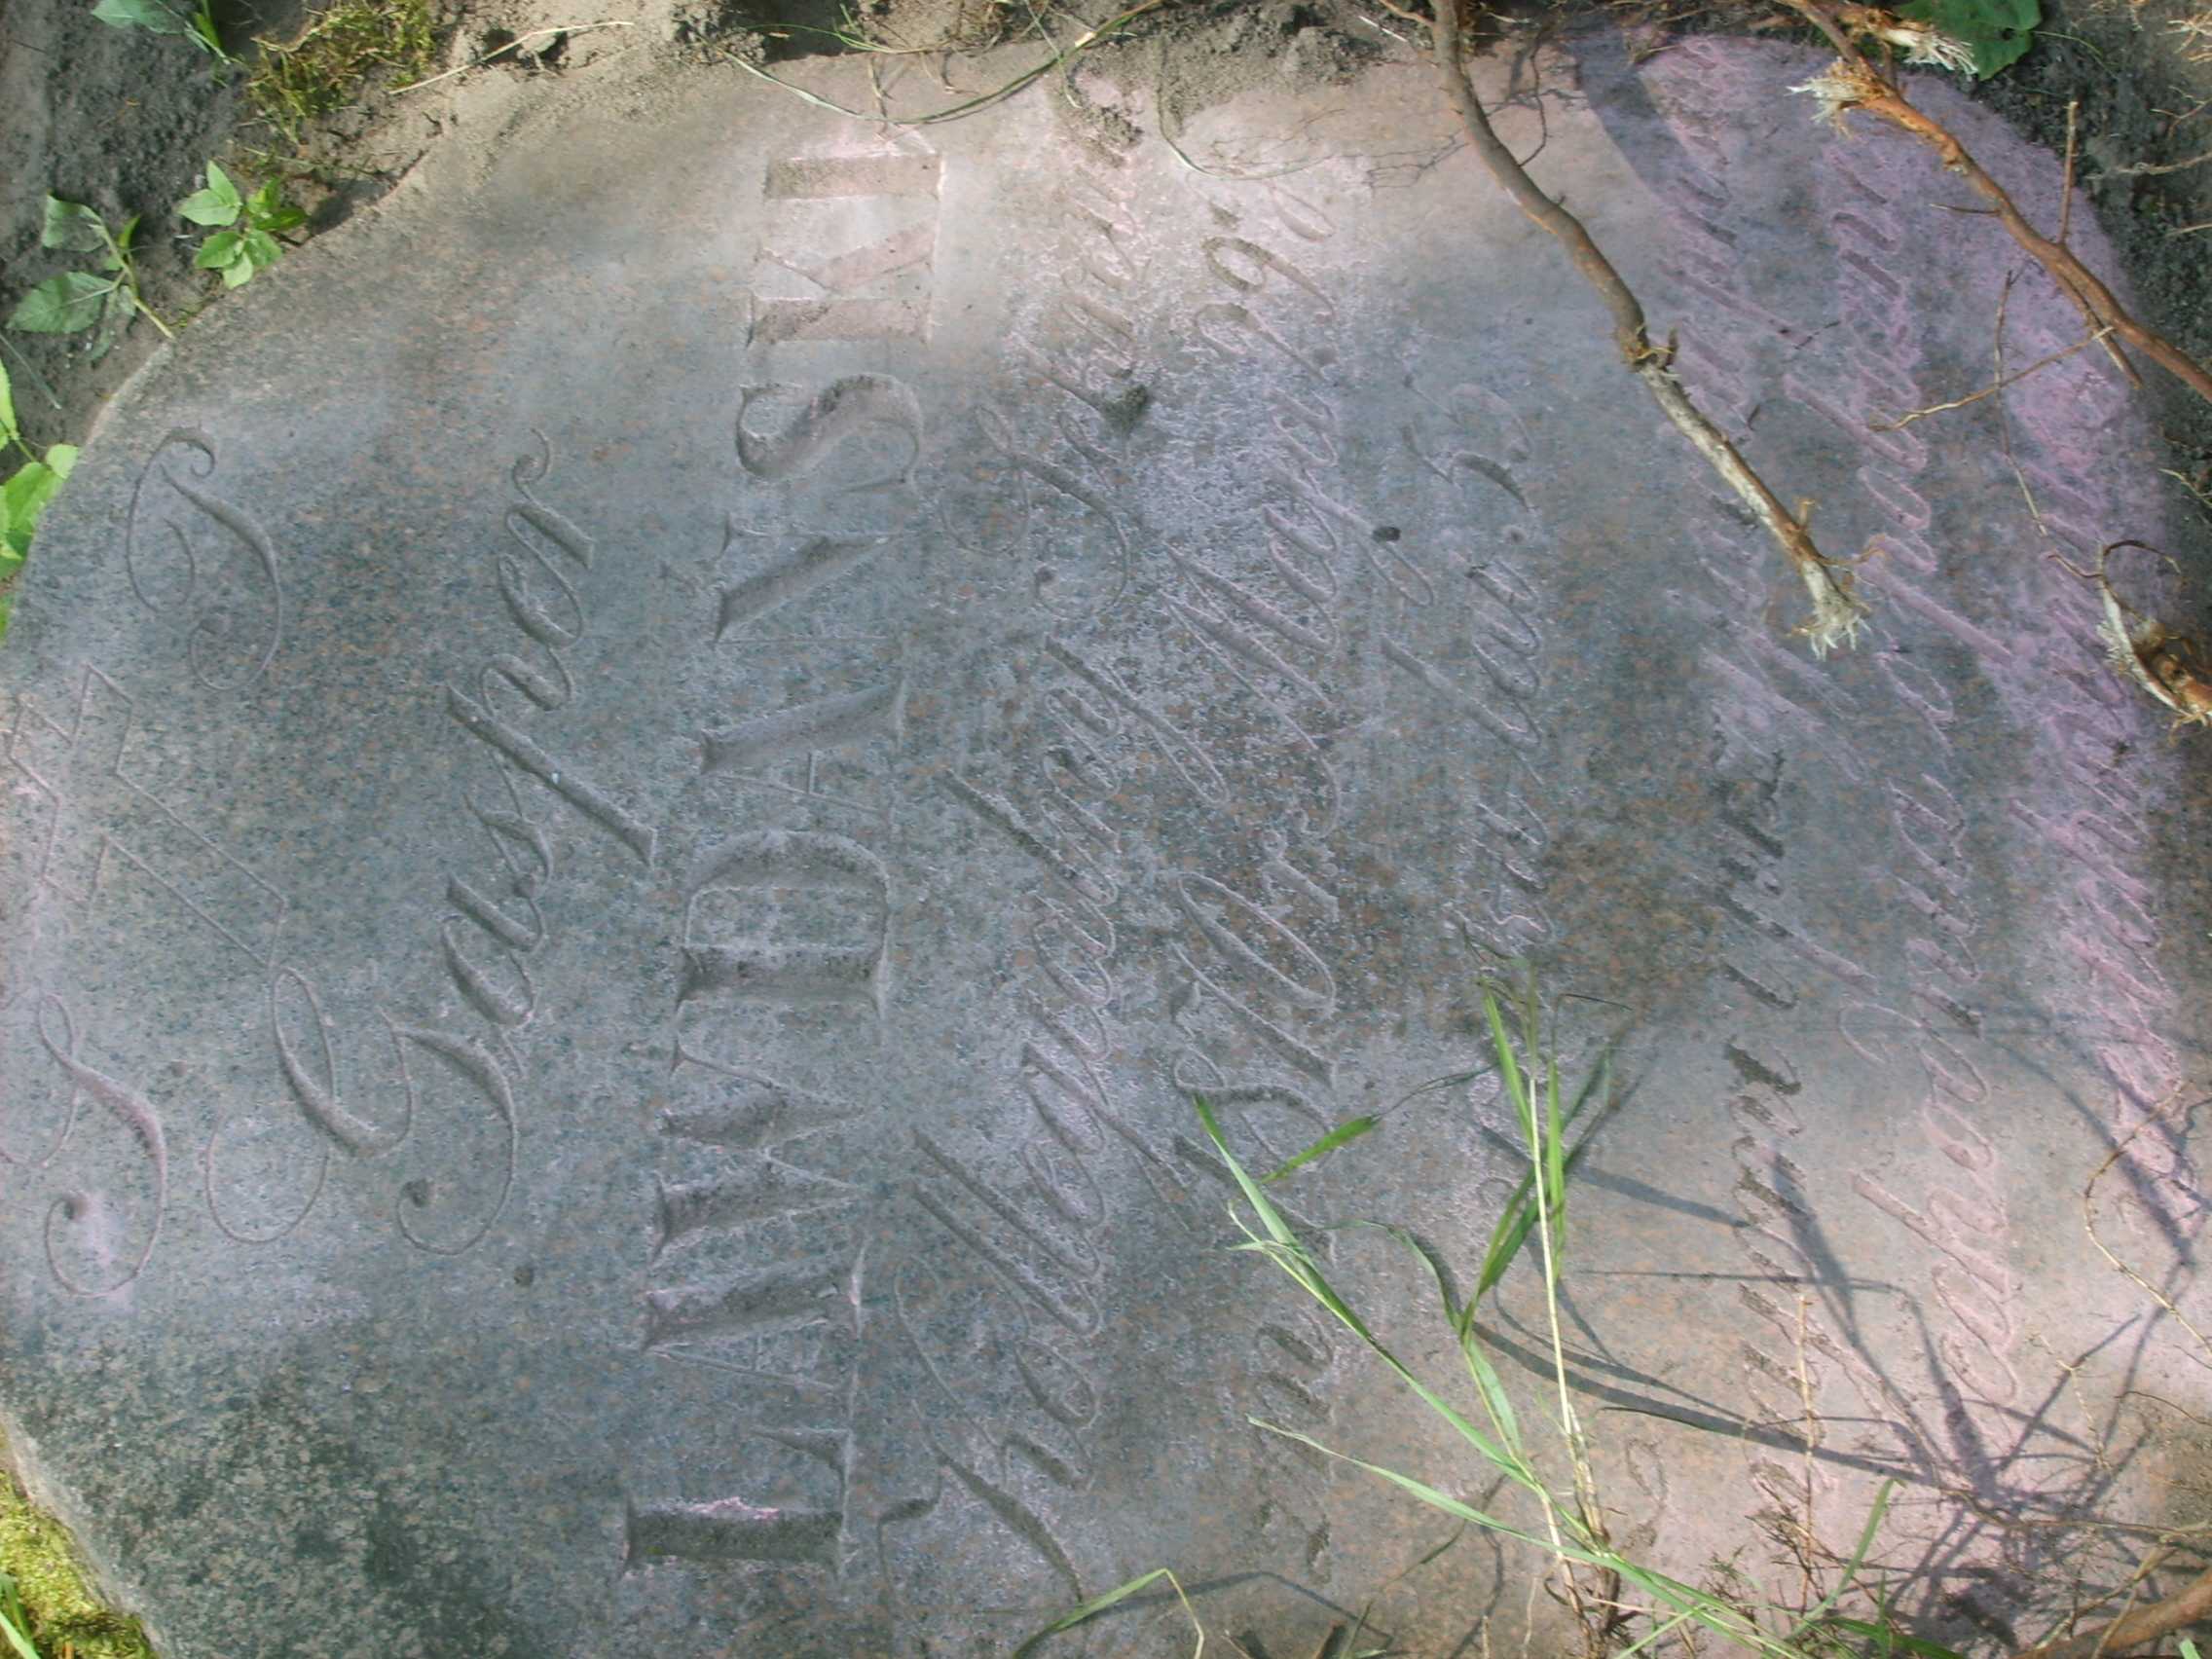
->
left=1420, top=0, right=1874, bottom=655
left=1784, top=0, right=2212, bottom=409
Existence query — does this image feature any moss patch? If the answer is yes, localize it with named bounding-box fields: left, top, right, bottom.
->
left=247, top=0, right=442, bottom=144
left=0, top=1442, right=154, bottom=1659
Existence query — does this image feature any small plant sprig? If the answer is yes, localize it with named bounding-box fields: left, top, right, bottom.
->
left=1189, top=961, right=1921, bottom=1659
left=178, top=164, right=306, bottom=289
left=0, top=361, right=80, bottom=636
left=89, top=0, right=232, bottom=61
left=6, top=197, right=172, bottom=359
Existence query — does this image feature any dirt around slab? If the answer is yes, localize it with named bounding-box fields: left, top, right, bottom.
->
left=5, top=0, right=2212, bottom=467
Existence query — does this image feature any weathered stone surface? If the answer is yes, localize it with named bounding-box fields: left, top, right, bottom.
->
left=3, top=32, right=2208, bottom=1659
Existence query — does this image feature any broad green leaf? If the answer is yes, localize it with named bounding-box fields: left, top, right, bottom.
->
left=9, top=272, right=116, bottom=333
left=178, top=164, right=242, bottom=227
left=1897, top=0, right=2039, bottom=75
left=39, top=197, right=108, bottom=255
left=195, top=229, right=247, bottom=272
left=176, top=189, right=238, bottom=227
left=2, top=461, right=60, bottom=536
left=240, top=227, right=283, bottom=271
left=0, top=360, right=17, bottom=446
left=0, top=445, right=76, bottom=571
left=92, top=0, right=189, bottom=33
left=244, top=180, right=300, bottom=227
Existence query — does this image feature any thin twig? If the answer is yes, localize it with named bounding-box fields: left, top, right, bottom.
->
left=2060, top=97, right=2080, bottom=247
left=1869, top=325, right=2114, bottom=429
left=1991, top=273, right=2060, bottom=551
left=2082, top=1088, right=2212, bottom=1357
left=1429, top=0, right=1867, bottom=652
left=2011, top=1563, right=2212, bottom=1659
left=713, top=0, right=1171, bottom=128
left=387, top=21, right=636, bottom=93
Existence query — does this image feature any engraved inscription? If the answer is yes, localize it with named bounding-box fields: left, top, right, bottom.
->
left=123, top=429, right=283, bottom=690
left=751, top=148, right=941, bottom=342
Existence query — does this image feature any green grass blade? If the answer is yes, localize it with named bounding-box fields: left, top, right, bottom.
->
left=1826, top=1618, right=1967, bottom=1659
left=1263, top=1115, right=1377, bottom=1183
left=1010, top=1568, right=1177, bottom=1659
left=0, top=1578, right=37, bottom=1659
left=1249, top=1419, right=1570, bottom=1559
left=1376, top=1226, right=1528, bottom=1456
left=1475, top=1168, right=1541, bottom=1302
left=1543, top=1057, right=1567, bottom=1236
left=1483, top=991, right=1529, bottom=1139
left=1198, top=1098, right=1536, bottom=1485
left=1787, top=1479, right=1897, bottom=1638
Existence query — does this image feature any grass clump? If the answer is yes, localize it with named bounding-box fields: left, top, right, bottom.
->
left=0, top=1439, right=153, bottom=1659
left=247, top=0, right=441, bottom=145
left=1024, top=960, right=1943, bottom=1659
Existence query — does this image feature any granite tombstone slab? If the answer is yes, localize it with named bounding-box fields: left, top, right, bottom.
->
left=2, top=32, right=2209, bottom=1659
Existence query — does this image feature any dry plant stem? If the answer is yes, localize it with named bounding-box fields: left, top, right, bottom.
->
left=1427, top=0, right=1867, bottom=653
left=1870, top=326, right=2113, bottom=429
left=2012, top=1565, right=2212, bottom=1659
left=388, top=21, right=636, bottom=93
left=1788, top=0, right=2212, bottom=407
left=2081, top=1088, right=2212, bottom=1358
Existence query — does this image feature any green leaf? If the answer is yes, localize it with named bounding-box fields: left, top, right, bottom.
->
left=1897, top=0, right=2039, bottom=75
left=1263, top=1115, right=1376, bottom=1183
left=244, top=180, right=288, bottom=224
left=239, top=227, right=283, bottom=271
left=187, top=1, right=224, bottom=54
left=195, top=229, right=247, bottom=271
left=177, top=163, right=242, bottom=227
left=91, top=0, right=190, bottom=33
left=0, top=360, right=17, bottom=447
left=39, top=197, right=109, bottom=255
left=9, top=272, right=117, bottom=333
left=2, top=454, right=69, bottom=540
